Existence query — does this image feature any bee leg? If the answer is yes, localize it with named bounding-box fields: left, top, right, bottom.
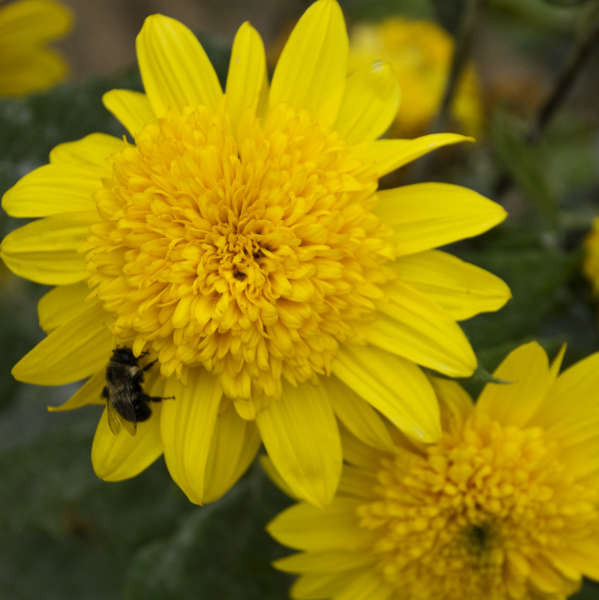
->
left=141, top=359, right=158, bottom=373
left=143, top=393, right=175, bottom=403
left=101, top=386, right=109, bottom=399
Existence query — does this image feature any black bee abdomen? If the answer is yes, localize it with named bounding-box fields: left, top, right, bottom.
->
left=134, top=400, right=152, bottom=422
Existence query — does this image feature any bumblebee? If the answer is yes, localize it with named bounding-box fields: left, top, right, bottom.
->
left=102, top=347, right=170, bottom=436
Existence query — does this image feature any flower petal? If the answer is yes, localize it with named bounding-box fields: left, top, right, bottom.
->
left=256, top=381, right=342, bottom=508
left=475, top=342, right=551, bottom=427
left=394, top=250, right=511, bottom=320
left=92, top=404, right=163, bottom=481
left=0, top=47, right=67, bottom=96
left=202, top=403, right=261, bottom=503
left=335, top=570, right=390, bottom=600
left=2, top=164, right=102, bottom=217
left=12, top=302, right=113, bottom=385
left=321, top=376, right=395, bottom=452
left=136, top=14, right=222, bottom=117
left=160, top=370, right=223, bottom=505
left=371, top=281, right=477, bottom=377
left=354, top=133, right=472, bottom=178
left=47, top=370, right=105, bottom=412
left=0, top=0, right=72, bottom=45
left=102, top=90, right=155, bottom=138
left=49, top=133, right=124, bottom=167
left=267, top=497, right=372, bottom=551
left=375, top=183, right=506, bottom=256
left=291, top=572, right=351, bottom=600
left=429, top=376, right=473, bottom=432
left=38, top=282, right=90, bottom=332
left=1, top=211, right=96, bottom=284
left=274, top=550, right=374, bottom=573
left=260, top=455, right=298, bottom=499
left=269, top=0, right=348, bottom=127
left=332, top=345, right=441, bottom=443
left=225, top=22, right=268, bottom=128
left=334, top=61, right=400, bottom=143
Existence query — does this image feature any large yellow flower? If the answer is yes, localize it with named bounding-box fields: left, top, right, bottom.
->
left=0, top=0, right=72, bottom=97
left=1, top=0, right=509, bottom=507
left=269, top=342, right=599, bottom=599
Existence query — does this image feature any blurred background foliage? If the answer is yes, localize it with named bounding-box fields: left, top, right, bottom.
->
left=1, top=0, right=599, bottom=598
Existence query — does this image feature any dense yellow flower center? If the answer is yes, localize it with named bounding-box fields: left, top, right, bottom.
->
left=85, top=103, right=395, bottom=399
left=357, top=415, right=598, bottom=599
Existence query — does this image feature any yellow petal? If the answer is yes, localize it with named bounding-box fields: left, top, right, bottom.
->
left=274, top=550, right=374, bottom=573
left=49, top=133, right=124, bottom=167
left=371, top=281, right=477, bottom=377
left=269, top=0, right=348, bottom=128
left=429, top=376, right=473, bottom=432
left=2, top=164, right=102, bottom=217
left=160, top=370, right=223, bottom=505
left=202, top=403, right=261, bottom=503
left=339, top=426, right=384, bottom=469
left=260, top=455, right=299, bottom=500
left=48, top=370, right=105, bottom=412
left=332, top=345, right=441, bottom=443
left=267, top=497, right=371, bottom=551
left=225, top=22, right=268, bottom=128
left=92, top=403, right=163, bottom=481
left=136, top=14, right=222, bottom=117
left=291, top=572, right=350, bottom=600
left=12, top=302, right=113, bottom=385
left=0, top=0, right=72, bottom=45
left=1, top=211, right=96, bottom=284
left=335, top=570, right=391, bottom=600
left=375, top=183, right=506, bottom=256
left=256, top=381, right=342, bottom=508
left=475, top=342, right=551, bottom=427
left=38, top=282, right=90, bottom=332
left=394, top=250, right=511, bottom=320
left=334, top=61, right=400, bottom=143
left=354, top=133, right=472, bottom=178
left=0, top=47, right=67, bottom=96
left=338, top=464, right=379, bottom=499
left=102, top=89, right=155, bottom=138
left=321, top=376, right=395, bottom=452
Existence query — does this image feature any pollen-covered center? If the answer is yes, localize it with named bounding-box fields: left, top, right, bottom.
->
left=85, top=104, right=394, bottom=399
left=357, top=416, right=599, bottom=600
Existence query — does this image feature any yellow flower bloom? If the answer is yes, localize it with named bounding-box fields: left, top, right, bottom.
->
left=1, top=0, right=509, bottom=507
left=0, top=0, right=72, bottom=96
left=584, top=218, right=599, bottom=298
left=349, top=18, right=483, bottom=137
left=269, top=342, right=599, bottom=599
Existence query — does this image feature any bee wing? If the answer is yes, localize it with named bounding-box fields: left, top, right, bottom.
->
left=106, top=401, right=122, bottom=435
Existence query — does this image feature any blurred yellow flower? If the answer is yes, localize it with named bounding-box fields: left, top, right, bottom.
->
left=0, top=0, right=72, bottom=96
left=269, top=342, right=599, bottom=600
left=349, top=18, right=483, bottom=137
left=1, top=0, right=508, bottom=507
left=584, top=218, right=599, bottom=298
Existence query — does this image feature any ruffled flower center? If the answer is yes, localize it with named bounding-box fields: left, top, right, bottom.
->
left=85, top=103, right=395, bottom=399
left=357, top=416, right=599, bottom=599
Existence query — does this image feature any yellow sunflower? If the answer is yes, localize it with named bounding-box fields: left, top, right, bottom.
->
left=0, top=0, right=72, bottom=97
left=269, top=341, right=599, bottom=599
left=1, top=0, right=509, bottom=507
left=349, top=17, right=483, bottom=137
left=584, top=217, right=599, bottom=299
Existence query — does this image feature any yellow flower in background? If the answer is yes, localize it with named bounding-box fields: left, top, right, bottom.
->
left=1, top=0, right=509, bottom=507
left=584, top=218, right=599, bottom=298
left=350, top=18, right=483, bottom=137
left=0, top=0, right=72, bottom=96
left=269, top=342, right=599, bottom=600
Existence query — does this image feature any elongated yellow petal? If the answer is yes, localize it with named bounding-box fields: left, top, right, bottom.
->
left=136, top=14, right=222, bottom=117
left=38, top=282, right=90, bottom=332
left=334, top=62, right=399, bottom=143
left=274, top=550, right=374, bottom=573
left=269, top=0, right=348, bottom=127
left=202, top=403, right=261, bottom=503
left=375, top=183, right=506, bottom=256
left=429, top=376, right=473, bottom=432
left=102, top=90, right=155, bottom=138
left=475, top=342, right=551, bottom=427
left=335, top=569, right=391, bottom=600
left=354, top=133, right=472, bottom=177
left=2, top=164, right=102, bottom=217
left=260, top=455, right=299, bottom=499
left=160, top=370, right=223, bottom=505
left=321, top=376, right=395, bottom=452
left=332, top=345, right=441, bottom=443
left=1, top=211, right=96, bottom=284
left=371, top=281, right=477, bottom=377
left=12, top=303, right=113, bottom=385
left=291, top=572, right=350, bottom=600
left=394, top=250, right=511, bottom=320
left=267, top=498, right=372, bottom=551
left=49, top=133, right=124, bottom=167
left=256, top=381, right=342, bottom=507
left=0, top=0, right=72, bottom=45
left=92, top=404, right=163, bottom=481
left=225, top=22, right=268, bottom=128
left=338, top=464, right=379, bottom=499
left=48, top=370, right=105, bottom=412
left=0, top=47, right=67, bottom=96
left=339, top=426, right=384, bottom=469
